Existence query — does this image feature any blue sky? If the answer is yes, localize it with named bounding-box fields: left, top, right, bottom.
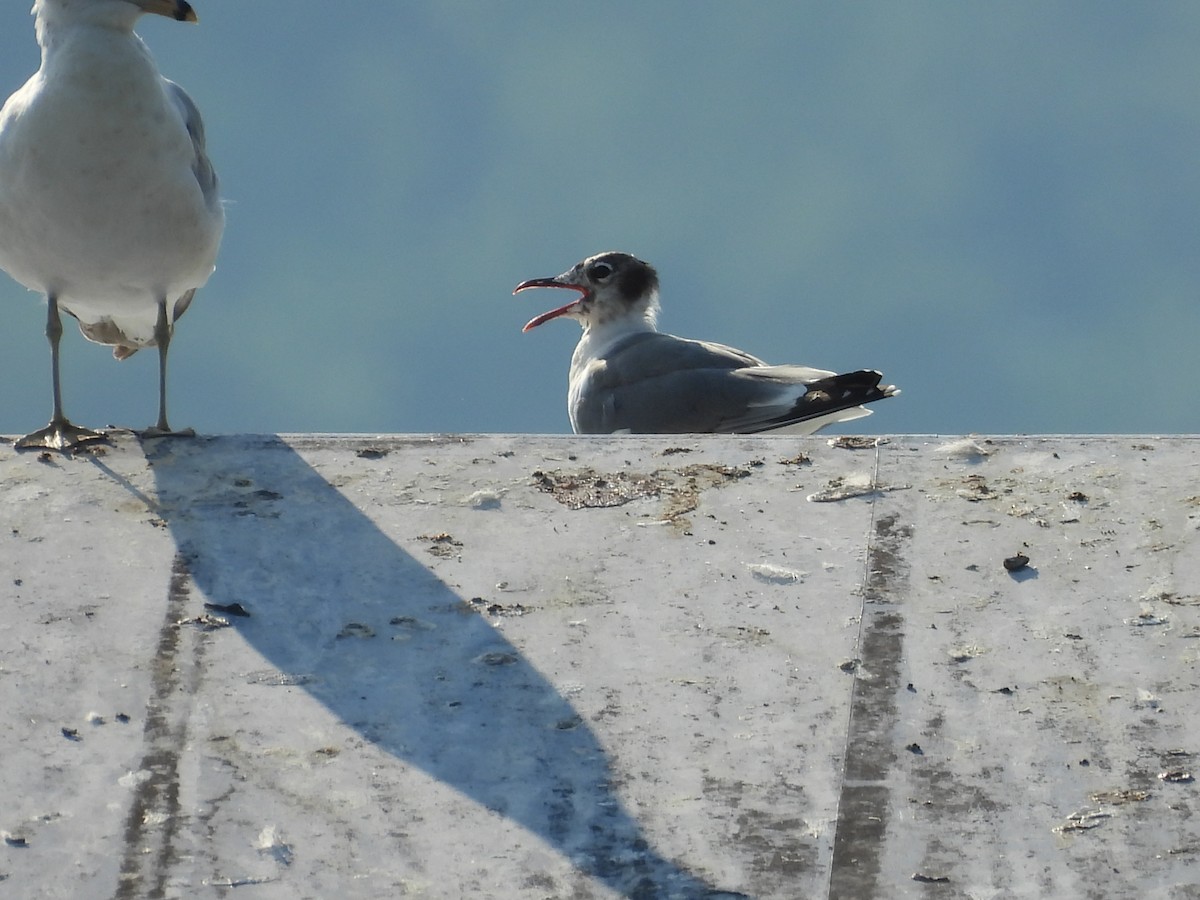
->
left=1, top=2, right=1197, bottom=436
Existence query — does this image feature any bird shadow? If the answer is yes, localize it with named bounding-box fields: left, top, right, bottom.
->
left=140, top=434, right=737, bottom=899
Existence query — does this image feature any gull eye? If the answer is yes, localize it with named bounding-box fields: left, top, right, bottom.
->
left=587, top=261, right=614, bottom=282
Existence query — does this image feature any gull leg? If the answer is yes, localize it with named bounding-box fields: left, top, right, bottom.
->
left=141, top=297, right=194, bottom=439
left=15, top=295, right=105, bottom=451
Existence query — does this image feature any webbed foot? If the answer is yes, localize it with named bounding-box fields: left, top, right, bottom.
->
left=140, top=425, right=196, bottom=440
left=15, top=419, right=107, bottom=452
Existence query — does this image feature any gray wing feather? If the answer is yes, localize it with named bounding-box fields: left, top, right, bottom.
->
left=165, top=79, right=219, bottom=208
left=576, top=333, right=836, bottom=434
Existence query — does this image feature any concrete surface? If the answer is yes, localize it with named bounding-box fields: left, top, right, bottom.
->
left=0, top=433, right=1197, bottom=899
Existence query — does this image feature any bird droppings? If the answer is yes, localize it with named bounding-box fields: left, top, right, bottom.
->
left=531, top=463, right=753, bottom=528
left=255, top=826, right=295, bottom=867
left=532, top=467, right=663, bottom=509
left=933, top=437, right=995, bottom=460
left=207, top=877, right=276, bottom=888
left=949, top=645, right=984, bottom=663
left=807, top=474, right=909, bottom=503
left=419, top=532, right=463, bottom=557
left=1003, top=553, right=1030, bottom=572
left=829, top=435, right=885, bottom=450
left=958, top=474, right=1000, bottom=502
left=777, top=452, right=812, bottom=466
left=1054, top=809, right=1112, bottom=833
left=467, top=596, right=531, bottom=618
left=464, top=489, right=502, bottom=510
left=1090, top=789, right=1149, bottom=805
left=1125, top=612, right=1169, bottom=627
left=1159, top=770, right=1195, bottom=784
left=243, top=671, right=316, bottom=687
left=745, top=563, right=806, bottom=584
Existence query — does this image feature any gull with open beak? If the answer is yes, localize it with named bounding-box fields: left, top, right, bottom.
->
left=0, top=0, right=223, bottom=449
left=514, top=251, right=899, bottom=435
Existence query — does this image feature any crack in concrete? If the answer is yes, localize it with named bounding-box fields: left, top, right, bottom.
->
left=114, top=553, right=204, bottom=900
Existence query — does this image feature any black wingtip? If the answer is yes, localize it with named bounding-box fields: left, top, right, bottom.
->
left=743, top=370, right=900, bottom=433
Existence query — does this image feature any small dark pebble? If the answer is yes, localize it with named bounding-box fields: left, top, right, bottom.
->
left=61, top=727, right=81, bottom=742
left=993, top=686, right=1015, bottom=695
left=906, top=742, right=924, bottom=755
left=912, top=873, right=951, bottom=884
left=204, top=602, right=251, bottom=618
left=4, top=835, right=28, bottom=848
left=356, top=448, right=388, bottom=459
left=115, top=713, right=131, bottom=724
left=1003, top=553, right=1030, bottom=572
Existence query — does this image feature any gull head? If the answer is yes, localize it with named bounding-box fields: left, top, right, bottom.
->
left=33, top=0, right=198, bottom=31
left=513, top=251, right=660, bottom=333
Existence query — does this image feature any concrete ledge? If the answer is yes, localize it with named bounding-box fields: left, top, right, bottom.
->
left=1, top=434, right=1197, bottom=898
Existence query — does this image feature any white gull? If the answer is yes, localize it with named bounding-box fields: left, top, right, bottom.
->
left=0, top=0, right=223, bottom=449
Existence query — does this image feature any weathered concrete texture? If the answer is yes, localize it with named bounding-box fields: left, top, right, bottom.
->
left=0, top=433, right=1197, bottom=899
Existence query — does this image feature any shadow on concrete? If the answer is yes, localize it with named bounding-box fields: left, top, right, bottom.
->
left=143, top=435, right=740, bottom=899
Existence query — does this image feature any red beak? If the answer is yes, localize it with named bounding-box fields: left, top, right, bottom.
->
left=512, top=278, right=591, bottom=332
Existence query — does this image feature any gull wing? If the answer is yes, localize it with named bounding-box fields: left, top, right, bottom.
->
left=165, top=79, right=219, bottom=210
left=573, top=332, right=865, bottom=434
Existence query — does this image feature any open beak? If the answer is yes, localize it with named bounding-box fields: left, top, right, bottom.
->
left=133, top=0, right=199, bottom=22
left=512, top=277, right=590, bottom=332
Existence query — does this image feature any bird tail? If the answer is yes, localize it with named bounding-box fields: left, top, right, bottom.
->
left=742, top=370, right=900, bottom=434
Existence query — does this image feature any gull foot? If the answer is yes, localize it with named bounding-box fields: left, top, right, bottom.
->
left=15, top=420, right=107, bottom=452
left=140, top=425, right=196, bottom=440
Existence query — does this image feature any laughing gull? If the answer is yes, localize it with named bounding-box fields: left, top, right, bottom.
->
left=0, top=0, right=223, bottom=450
left=514, top=251, right=899, bottom=435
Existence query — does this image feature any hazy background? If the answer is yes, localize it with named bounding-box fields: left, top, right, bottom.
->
left=1, top=2, right=1197, bottom=436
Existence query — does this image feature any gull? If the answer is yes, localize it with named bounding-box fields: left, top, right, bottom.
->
left=514, top=251, right=899, bottom=435
left=0, top=0, right=223, bottom=450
